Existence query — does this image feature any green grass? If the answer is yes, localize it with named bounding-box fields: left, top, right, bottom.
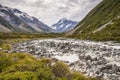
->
left=0, top=32, right=64, bottom=39
left=68, top=0, right=120, bottom=42
left=0, top=32, right=64, bottom=51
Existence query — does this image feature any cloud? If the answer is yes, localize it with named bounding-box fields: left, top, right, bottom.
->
left=0, top=0, right=102, bottom=26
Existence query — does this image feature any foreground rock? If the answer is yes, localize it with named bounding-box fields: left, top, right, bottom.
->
left=11, top=38, right=120, bottom=80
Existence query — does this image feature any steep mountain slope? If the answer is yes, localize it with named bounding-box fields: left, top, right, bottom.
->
left=0, top=16, right=16, bottom=32
left=0, top=15, right=27, bottom=33
left=13, top=9, right=53, bottom=32
left=0, top=4, right=53, bottom=33
left=51, top=18, right=77, bottom=32
left=67, top=0, right=120, bottom=41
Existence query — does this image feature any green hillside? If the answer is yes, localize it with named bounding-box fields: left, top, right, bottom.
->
left=67, top=0, right=120, bottom=42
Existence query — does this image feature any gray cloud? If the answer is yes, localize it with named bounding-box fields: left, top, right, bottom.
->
left=0, top=0, right=102, bottom=26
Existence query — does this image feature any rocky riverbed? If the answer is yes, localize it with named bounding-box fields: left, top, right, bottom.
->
left=11, top=38, right=120, bottom=80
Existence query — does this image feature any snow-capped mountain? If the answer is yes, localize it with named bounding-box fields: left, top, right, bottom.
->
left=0, top=4, right=53, bottom=33
left=51, top=18, right=77, bottom=32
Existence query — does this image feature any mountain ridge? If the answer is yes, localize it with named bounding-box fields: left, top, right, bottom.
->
left=0, top=4, right=54, bottom=33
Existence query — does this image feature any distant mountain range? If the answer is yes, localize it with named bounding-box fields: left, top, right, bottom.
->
left=66, top=0, right=120, bottom=41
left=51, top=18, right=77, bottom=33
left=0, top=4, right=54, bottom=33
left=0, top=5, right=78, bottom=33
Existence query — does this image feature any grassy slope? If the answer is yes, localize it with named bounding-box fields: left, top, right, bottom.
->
left=67, top=0, right=120, bottom=42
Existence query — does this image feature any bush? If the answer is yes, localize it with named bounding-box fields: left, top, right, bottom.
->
left=52, top=62, right=70, bottom=77
left=36, top=67, right=53, bottom=80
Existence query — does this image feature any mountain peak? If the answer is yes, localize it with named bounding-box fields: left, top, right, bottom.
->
left=51, top=18, right=77, bottom=32
left=58, top=17, right=68, bottom=24
left=60, top=17, right=67, bottom=21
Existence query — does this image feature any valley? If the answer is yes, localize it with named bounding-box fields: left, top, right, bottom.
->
left=0, top=0, right=120, bottom=80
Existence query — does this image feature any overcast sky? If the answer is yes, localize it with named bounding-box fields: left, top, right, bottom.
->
left=0, top=0, right=102, bottom=26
